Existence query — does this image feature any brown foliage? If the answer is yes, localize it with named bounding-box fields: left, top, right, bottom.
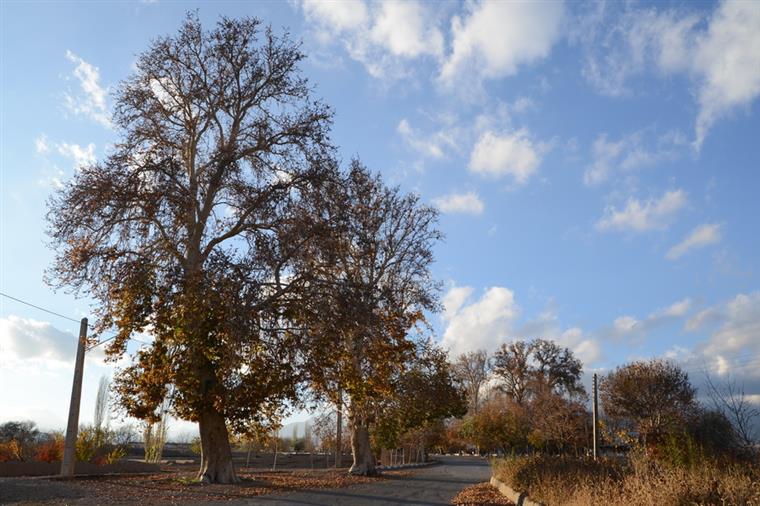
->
left=34, top=436, right=64, bottom=463
left=46, top=12, right=333, bottom=483
left=452, top=350, right=490, bottom=413
left=492, top=339, right=586, bottom=406
left=451, top=482, right=514, bottom=505
left=294, top=161, right=442, bottom=474
left=600, top=359, right=696, bottom=445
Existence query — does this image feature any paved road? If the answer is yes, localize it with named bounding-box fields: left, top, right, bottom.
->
left=228, top=456, right=491, bottom=506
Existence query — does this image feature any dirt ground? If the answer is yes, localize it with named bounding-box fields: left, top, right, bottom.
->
left=0, top=465, right=408, bottom=505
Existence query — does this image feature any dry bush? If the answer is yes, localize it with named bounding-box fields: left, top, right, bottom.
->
left=493, top=453, right=760, bottom=505
left=34, top=433, right=64, bottom=463
left=0, top=441, right=24, bottom=462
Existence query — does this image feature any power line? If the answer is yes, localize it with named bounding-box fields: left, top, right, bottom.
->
left=0, top=291, right=82, bottom=325
left=1, top=290, right=150, bottom=351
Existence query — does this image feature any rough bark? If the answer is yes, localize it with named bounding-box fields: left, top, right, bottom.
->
left=349, top=422, right=377, bottom=476
left=335, top=398, right=343, bottom=468
left=197, top=408, right=239, bottom=484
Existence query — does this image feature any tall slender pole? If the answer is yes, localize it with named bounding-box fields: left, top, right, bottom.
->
left=592, top=373, right=599, bottom=461
left=335, top=393, right=343, bottom=468
left=61, top=318, right=88, bottom=477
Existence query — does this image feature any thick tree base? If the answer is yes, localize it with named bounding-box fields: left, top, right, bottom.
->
left=348, top=464, right=380, bottom=476
left=349, top=423, right=377, bottom=476
left=197, top=464, right=240, bottom=484
left=197, top=408, right=239, bottom=484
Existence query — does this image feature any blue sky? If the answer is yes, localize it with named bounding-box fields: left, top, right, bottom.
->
left=1, top=0, right=759, bottom=434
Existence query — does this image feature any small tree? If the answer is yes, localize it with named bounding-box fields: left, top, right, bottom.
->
left=492, top=339, right=585, bottom=405
left=527, top=390, right=588, bottom=454
left=704, top=372, right=759, bottom=450
left=373, top=340, right=467, bottom=458
left=93, top=376, right=110, bottom=447
left=461, top=397, right=529, bottom=455
left=601, top=359, right=696, bottom=446
left=0, top=421, right=40, bottom=461
left=296, top=161, right=441, bottom=475
left=451, top=350, right=490, bottom=413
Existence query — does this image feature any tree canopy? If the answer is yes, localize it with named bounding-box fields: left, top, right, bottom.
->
left=294, top=160, right=442, bottom=475
left=492, top=339, right=586, bottom=405
left=47, top=13, right=333, bottom=483
left=600, top=359, right=696, bottom=445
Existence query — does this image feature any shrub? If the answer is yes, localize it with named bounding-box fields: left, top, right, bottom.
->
left=190, top=437, right=202, bottom=455
left=0, top=441, right=24, bottom=462
left=76, top=426, right=99, bottom=462
left=0, top=421, right=40, bottom=460
left=35, top=433, right=64, bottom=463
left=492, top=453, right=760, bottom=505
left=105, top=446, right=127, bottom=464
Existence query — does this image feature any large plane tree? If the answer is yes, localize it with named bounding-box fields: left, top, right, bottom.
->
left=46, top=14, right=332, bottom=483
left=296, top=160, right=442, bottom=475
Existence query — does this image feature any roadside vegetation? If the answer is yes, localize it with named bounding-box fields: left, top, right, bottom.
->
left=456, top=352, right=760, bottom=505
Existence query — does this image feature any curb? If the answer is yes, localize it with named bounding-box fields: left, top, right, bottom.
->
left=378, top=460, right=436, bottom=471
left=490, top=476, right=545, bottom=506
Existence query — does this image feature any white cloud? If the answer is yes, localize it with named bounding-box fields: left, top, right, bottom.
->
left=441, top=286, right=520, bottom=357
left=685, top=306, right=724, bottom=332
left=604, top=297, right=692, bottom=341
left=584, top=130, right=686, bottom=186
left=64, top=50, right=111, bottom=127
left=57, top=142, right=96, bottom=170
left=370, top=1, right=444, bottom=58
left=37, top=166, right=66, bottom=189
left=517, top=309, right=602, bottom=365
left=301, top=0, right=369, bottom=33
left=468, top=129, right=541, bottom=184
left=397, top=118, right=456, bottom=160
left=596, top=189, right=687, bottom=232
left=584, top=134, right=626, bottom=186
left=557, top=327, right=601, bottom=366
left=579, top=7, right=699, bottom=97
left=698, top=292, right=760, bottom=379
left=441, top=286, right=601, bottom=365
left=300, top=0, right=443, bottom=80
left=0, top=316, right=78, bottom=363
left=693, top=0, right=760, bottom=150
left=439, top=1, right=564, bottom=88
left=432, top=191, right=484, bottom=215
left=657, top=298, right=692, bottom=318
left=442, top=286, right=474, bottom=321
left=35, top=134, right=49, bottom=154
left=666, top=223, right=722, bottom=260
left=511, top=96, right=535, bottom=114
left=614, top=315, right=639, bottom=334
left=578, top=1, right=760, bottom=150
left=0, top=315, right=111, bottom=367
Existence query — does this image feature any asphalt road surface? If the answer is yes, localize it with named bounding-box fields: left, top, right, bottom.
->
left=222, top=455, right=491, bottom=506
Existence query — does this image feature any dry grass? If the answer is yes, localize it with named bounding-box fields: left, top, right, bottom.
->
left=451, top=482, right=513, bottom=505
left=492, top=454, right=760, bottom=506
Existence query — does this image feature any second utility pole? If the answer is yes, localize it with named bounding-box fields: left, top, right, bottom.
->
left=61, top=318, right=88, bottom=477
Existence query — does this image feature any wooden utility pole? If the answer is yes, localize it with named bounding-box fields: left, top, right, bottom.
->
left=592, top=372, right=599, bottom=461
left=61, top=318, right=88, bottom=477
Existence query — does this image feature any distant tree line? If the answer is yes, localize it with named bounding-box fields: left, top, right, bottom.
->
left=441, top=341, right=757, bottom=464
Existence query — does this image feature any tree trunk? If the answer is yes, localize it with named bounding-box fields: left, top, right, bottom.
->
left=349, top=422, right=377, bottom=476
left=197, top=408, right=238, bottom=484
left=335, top=397, right=343, bottom=468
